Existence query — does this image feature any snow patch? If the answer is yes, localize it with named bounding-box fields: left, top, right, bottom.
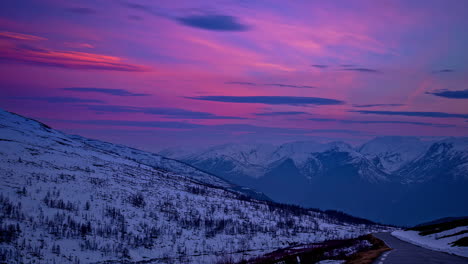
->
left=392, top=229, right=468, bottom=257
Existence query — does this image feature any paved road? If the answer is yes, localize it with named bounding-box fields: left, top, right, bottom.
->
left=373, top=232, right=468, bottom=264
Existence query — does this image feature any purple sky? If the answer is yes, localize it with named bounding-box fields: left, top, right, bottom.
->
left=1, top=0, right=467, bottom=151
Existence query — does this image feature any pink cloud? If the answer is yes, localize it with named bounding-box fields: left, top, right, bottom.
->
left=0, top=39, right=150, bottom=72
left=0, top=31, right=47, bottom=41
left=64, top=42, right=95, bottom=49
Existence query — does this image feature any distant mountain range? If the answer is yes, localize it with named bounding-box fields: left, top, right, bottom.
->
left=161, top=136, right=468, bottom=226
left=0, top=109, right=385, bottom=263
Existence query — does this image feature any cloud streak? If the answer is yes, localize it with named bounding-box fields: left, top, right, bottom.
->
left=351, top=110, right=468, bottom=119
left=309, top=118, right=454, bottom=127
left=9, top=96, right=104, bottom=103
left=432, top=69, right=455, bottom=74
left=0, top=43, right=149, bottom=72
left=225, top=82, right=315, bottom=89
left=342, top=68, right=381, bottom=73
left=65, top=119, right=204, bottom=129
left=176, top=14, right=249, bottom=31
left=352, top=104, right=404, bottom=108
left=80, top=104, right=246, bottom=119
left=0, top=31, right=46, bottom=41
left=53, top=119, right=315, bottom=135
left=306, top=129, right=362, bottom=134
left=186, top=96, right=345, bottom=106
left=225, top=81, right=258, bottom=86
left=62, top=87, right=150, bottom=96
left=254, top=111, right=308, bottom=116
left=311, top=64, right=328, bottom=68
left=426, top=89, right=468, bottom=99
left=266, top=83, right=315, bottom=89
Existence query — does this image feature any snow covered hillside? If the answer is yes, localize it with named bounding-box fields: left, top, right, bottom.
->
left=0, top=109, right=385, bottom=264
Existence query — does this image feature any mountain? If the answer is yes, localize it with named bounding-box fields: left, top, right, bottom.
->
left=396, top=137, right=468, bottom=183
left=359, top=136, right=431, bottom=172
left=0, top=109, right=384, bottom=264
left=163, top=137, right=468, bottom=226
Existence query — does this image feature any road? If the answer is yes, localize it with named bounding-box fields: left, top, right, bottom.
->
left=373, top=232, right=468, bottom=264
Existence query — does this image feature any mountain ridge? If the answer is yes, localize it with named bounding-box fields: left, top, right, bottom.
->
left=162, top=136, right=468, bottom=225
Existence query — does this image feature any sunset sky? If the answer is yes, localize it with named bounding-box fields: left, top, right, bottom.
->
left=1, top=0, right=467, bottom=151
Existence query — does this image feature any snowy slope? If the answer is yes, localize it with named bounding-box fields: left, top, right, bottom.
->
left=73, top=135, right=233, bottom=188
left=180, top=143, right=277, bottom=179
left=270, top=141, right=330, bottom=165
left=392, top=228, right=468, bottom=257
left=0, top=109, right=385, bottom=264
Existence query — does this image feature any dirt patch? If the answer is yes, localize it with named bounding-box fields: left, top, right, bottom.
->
left=346, top=235, right=391, bottom=264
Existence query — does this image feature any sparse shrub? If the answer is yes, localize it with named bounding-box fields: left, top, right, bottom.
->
left=129, top=192, right=146, bottom=208
left=0, top=222, right=21, bottom=243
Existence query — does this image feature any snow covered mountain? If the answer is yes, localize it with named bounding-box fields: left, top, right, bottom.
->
left=0, top=109, right=384, bottom=264
left=162, top=137, right=468, bottom=226
left=168, top=141, right=388, bottom=183
left=396, top=137, right=468, bottom=183
left=359, top=136, right=432, bottom=172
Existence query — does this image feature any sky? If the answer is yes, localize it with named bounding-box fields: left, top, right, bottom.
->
left=0, top=0, right=467, bottom=151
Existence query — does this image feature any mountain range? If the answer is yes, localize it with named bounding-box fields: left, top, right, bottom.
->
left=161, top=136, right=468, bottom=226
left=0, top=109, right=385, bottom=263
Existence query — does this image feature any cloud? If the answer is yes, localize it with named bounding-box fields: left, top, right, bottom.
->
left=225, top=81, right=258, bottom=86
left=351, top=110, right=468, bottom=119
left=309, top=118, right=454, bottom=128
left=64, top=119, right=204, bottom=129
left=306, top=129, right=362, bottom=134
left=432, top=69, right=454, bottom=74
left=254, top=111, right=308, bottom=116
left=0, top=31, right=46, bottom=41
left=225, top=82, right=315, bottom=88
left=210, top=124, right=308, bottom=134
left=0, top=43, right=149, bottom=72
left=209, top=124, right=361, bottom=135
left=9, top=96, right=104, bottom=103
left=65, top=7, right=96, bottom=14
left=425, top=89, right=468, bottom=99
left=311, top=64, right=328, bottom=68
left=79, top=104, right=246, bottom=119
left=266, top=83, right=315, bottom=89
left=54, top=118, right=364, bottom=136
left=186, top=96, right=345, bottom=106
left=62, top=87, right=150, bottom=96
left=123, top=3, right=150, bottom=11
left=120, top=2, right=168, bottom=17
left=55, top=119, right=307, bottom=133
left=64, top=42, right=94, bottom=49
left=176, top=14, right=249, bottom=31
left=352, top=104, right=404, bottom=108
left=342, top=68, right=381, bottom=73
